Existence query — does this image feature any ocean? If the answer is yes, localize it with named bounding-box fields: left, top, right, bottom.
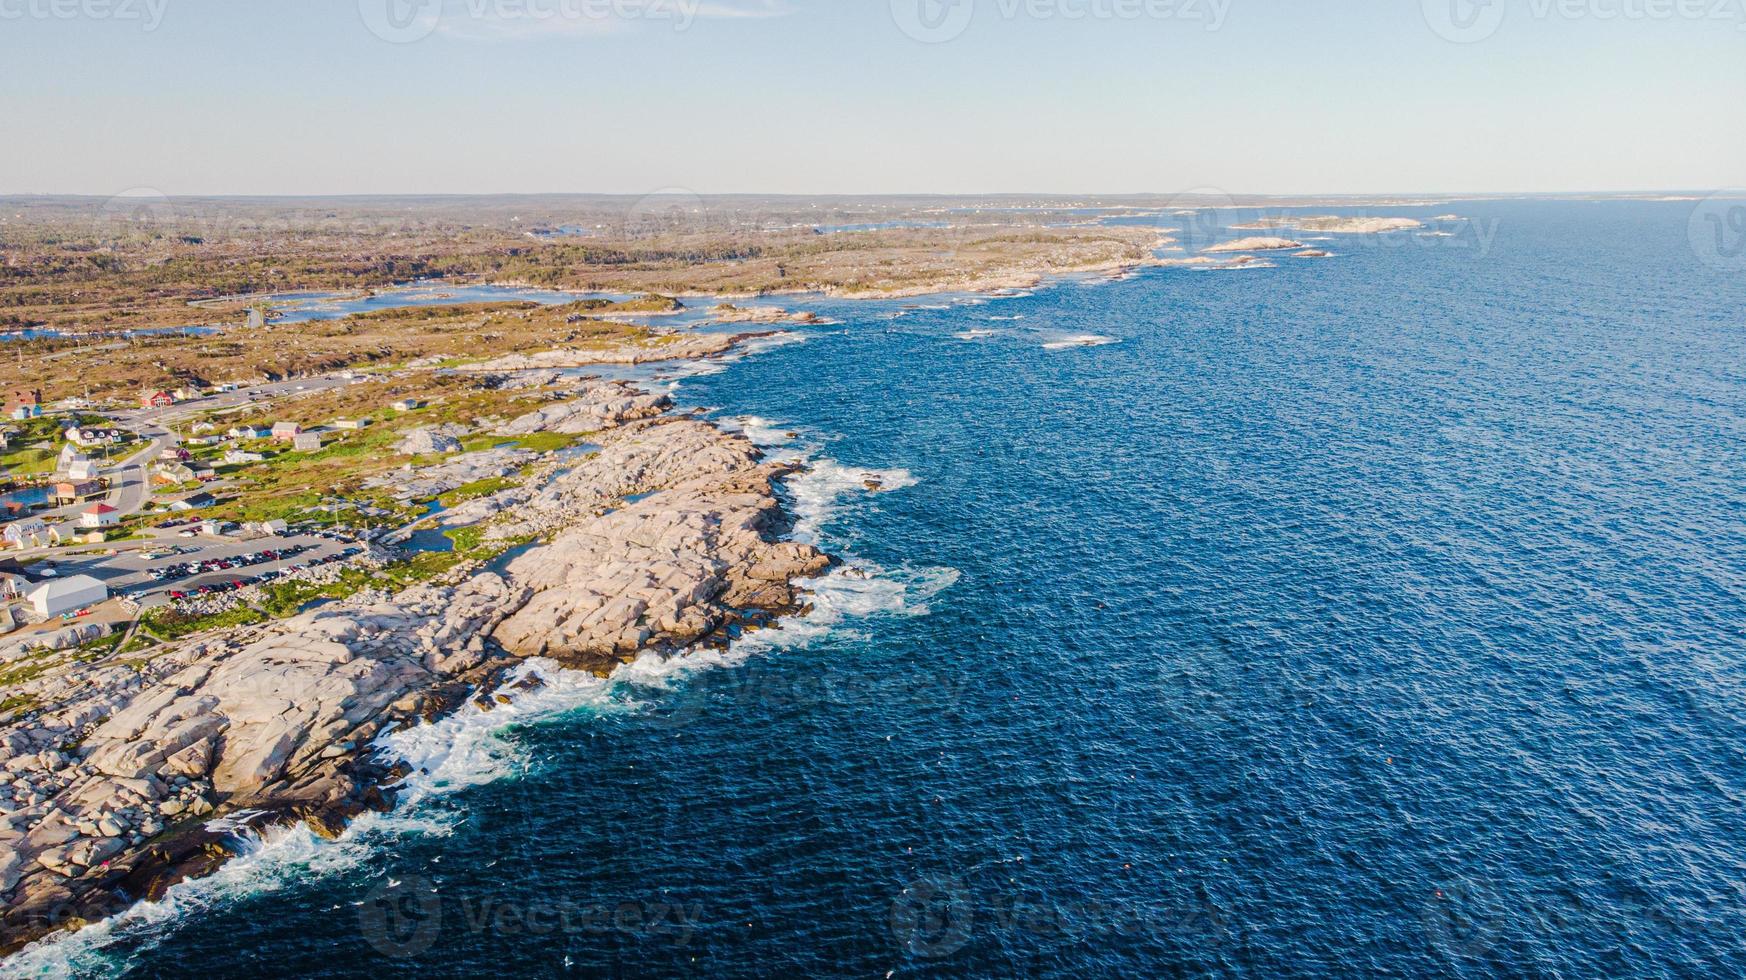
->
left=9, top=199, right=1746, bottom=978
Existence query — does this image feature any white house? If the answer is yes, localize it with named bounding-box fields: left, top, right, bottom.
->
left=57, top=445, right=88, bottom=472
left=391, top=399, right=424, bottom=412
left=229, top=425, right=271, bottom=440
left=292, top=432, right=323, bottom=452
left=79, top=503, right=120, bottom=529
left=67, top=427, right=121, bottom=449
left=257, top=519, right=288, bottom=536
left=167, top=492, right=216, bottom=512
left=224, top=450, right=265, bottom=465
left=332, top=418, right=372, bottom=430
left=66, top=459, right=102, bottom=481
left=27, top=575, right=107, bottom=618
left=2, top=518, right=58, bottom=550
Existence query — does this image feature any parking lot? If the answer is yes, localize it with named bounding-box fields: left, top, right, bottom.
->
left=42, top=526, right=364, bottom=610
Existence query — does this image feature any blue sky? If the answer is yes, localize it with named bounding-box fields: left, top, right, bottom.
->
left=1, top=0, right=1741, bottom=195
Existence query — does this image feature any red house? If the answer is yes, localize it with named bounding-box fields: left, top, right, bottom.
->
left=140, top=390, right=174, bottom=409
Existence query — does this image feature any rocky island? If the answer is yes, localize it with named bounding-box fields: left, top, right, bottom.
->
left=1232, top=215, right=1424, bottom=234
left=1205, top=237, right=1306, bottom=253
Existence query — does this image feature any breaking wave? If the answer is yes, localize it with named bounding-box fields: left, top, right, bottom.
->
left=1041, top=334, right=1120, bottom=350
left=3, top=429, right=947, bottom=980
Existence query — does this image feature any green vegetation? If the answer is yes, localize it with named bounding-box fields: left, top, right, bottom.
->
left=506, top=431, right=587, bottom=454
left=0, top=443, right=57, bottom=476
left=437, top=476, right=517, bottom=508
left=118, top=633, right=160, bottom=656
left=140, top=605, right=268, bottom=640
left=0, top=648, right=63, bottom=687
left=444, top=525, right=485, bottom=553
left=0, top=693, right=39, bottom=716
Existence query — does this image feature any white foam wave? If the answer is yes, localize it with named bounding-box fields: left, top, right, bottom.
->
left=734, top=330, right=807, bottom=354
left=0, top=822, right=379, bottom=979
left=784, top=459, right=918, bottom=544
left=954, top=328, right=1000, bottom=340
left=3, top=442, right=947, bottom=978
left=725, top=415, right=794, bottom=447
left=1041, top=334, right=1120, bottom=350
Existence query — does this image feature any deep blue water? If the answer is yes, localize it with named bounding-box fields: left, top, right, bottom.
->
left=18, top=201, right=1746, bottom=978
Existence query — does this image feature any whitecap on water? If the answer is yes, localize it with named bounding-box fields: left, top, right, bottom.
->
left=726, top=415, right=794, bottom=447
left=1040, top=334, right=1120, bottom=350
left=3, top=436, right=950, bottom=977
left=954, top=328, right=1000, bottom=340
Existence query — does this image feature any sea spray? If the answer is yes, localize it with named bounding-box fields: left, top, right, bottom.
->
left=3, top=439, right=949, bottom=979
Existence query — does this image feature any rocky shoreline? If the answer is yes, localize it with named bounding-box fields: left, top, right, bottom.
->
left=0, top=365, right=833, bottom=955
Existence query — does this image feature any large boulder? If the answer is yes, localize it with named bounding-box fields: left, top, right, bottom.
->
left=396, top=428, right=463, bottom=456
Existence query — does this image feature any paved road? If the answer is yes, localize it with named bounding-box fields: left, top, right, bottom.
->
left=3, top=374, right=368, bottom=634
left=95, top=374, right=356, bottom=518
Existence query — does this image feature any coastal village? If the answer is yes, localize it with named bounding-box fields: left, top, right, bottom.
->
left=0, top=288, right=860, bottom=951
left=0, top=200, right=1434, bottom=955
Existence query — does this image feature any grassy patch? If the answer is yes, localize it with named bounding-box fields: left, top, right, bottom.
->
left=140, top=605, right=268, bottom=640
left=118, top=633, right=160, bottom=655
left=443, top=525, right=485, bottom=554
left=506, top=431, right=585, bottom=454
left=437, top=476, right=517, bottom=507
left=0, top=693, right=40, bottom=716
